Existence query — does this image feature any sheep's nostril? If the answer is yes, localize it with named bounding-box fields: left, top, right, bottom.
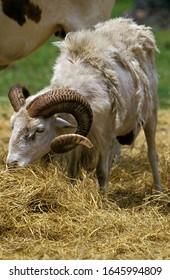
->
left=12, top=161, right=19, bottom=167
left=6, top=160, right=19, bottom=170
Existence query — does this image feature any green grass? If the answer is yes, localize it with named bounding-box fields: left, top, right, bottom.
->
left=0, top=0, right=169, bottom=108
left=0, top=37, right=58, bottom=106
left=112, top=0, right=132, bottom=18
left=154, top=30, right=170, bottom=108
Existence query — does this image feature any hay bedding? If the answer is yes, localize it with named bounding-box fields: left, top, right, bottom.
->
left=0, top=108, right=169, bottom=260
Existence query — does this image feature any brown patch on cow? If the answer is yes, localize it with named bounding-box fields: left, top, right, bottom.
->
left=1, top=0, right=41, bottom=26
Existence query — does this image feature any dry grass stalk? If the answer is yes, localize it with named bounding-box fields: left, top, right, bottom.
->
left=0, top=108, right=169, bottom=259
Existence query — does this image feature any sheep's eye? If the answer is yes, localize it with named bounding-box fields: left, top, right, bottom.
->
left=36, top=127, right=45, bottom=133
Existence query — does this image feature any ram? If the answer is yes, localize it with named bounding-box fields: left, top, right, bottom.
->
left=6, top=18, right=162, bottom=194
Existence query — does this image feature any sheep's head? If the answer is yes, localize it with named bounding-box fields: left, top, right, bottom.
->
left=6, top=84, right=93, bottom=168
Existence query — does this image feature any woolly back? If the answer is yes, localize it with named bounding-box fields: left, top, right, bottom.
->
left=56, top=18, right=159, bottom=124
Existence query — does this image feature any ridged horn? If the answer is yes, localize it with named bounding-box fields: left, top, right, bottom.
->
left=27, top=88, right=93, bottom=136
left=26, top=88, right=93, bottom=153
left=8, top=83, right=30, bottom=112
left=50, top=134, right=93, bottom=153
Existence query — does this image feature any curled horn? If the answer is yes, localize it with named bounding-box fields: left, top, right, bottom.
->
left=26, top=88, right=93, bottom=153
left=51, top=134, right=93, bottom=153
left=8, top=83, right=30, bottom=112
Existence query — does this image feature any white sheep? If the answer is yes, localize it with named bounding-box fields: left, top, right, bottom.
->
left=6, top=18, right=162, bottom=194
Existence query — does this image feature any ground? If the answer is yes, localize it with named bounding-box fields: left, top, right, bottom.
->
left=0, top=108, right=169, bottom=260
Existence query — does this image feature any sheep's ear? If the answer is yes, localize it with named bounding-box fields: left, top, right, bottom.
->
left=54, top=117, right=76, bottom=128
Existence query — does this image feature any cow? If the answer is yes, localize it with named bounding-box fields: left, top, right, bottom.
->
left=0, top=0, right=115, bottom=69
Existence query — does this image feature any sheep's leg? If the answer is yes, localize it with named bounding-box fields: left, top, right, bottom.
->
left=67, top=149, right=80, bottom=184
left=40, top=153, right=52, bottom=167
left=110, top=138, right=121, bottom=166
left=144, top=117, right=162, bottom=192
left=96, top=151, right=111, bottom=194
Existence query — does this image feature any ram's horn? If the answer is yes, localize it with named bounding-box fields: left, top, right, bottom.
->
left=8, top=83, right=30, bottom=112
left=26, top=88, right=93, bottom=153
left=50, top=134, right=93, bottom=153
